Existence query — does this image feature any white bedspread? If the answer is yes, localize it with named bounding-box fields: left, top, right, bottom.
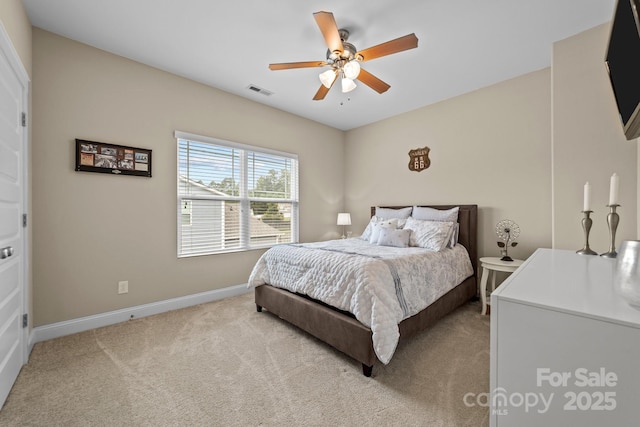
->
left=248, top=238, right=474, bottom=364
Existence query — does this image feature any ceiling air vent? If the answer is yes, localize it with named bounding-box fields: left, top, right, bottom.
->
left=246, top=84, right=273, bottom=96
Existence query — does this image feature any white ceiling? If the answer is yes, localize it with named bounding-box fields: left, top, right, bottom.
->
left=22, top=0, right=616, bottom=131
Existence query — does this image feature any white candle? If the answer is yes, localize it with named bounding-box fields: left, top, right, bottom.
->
left=609, top=173, right=619, bottom=205
left=583, top=182, right=591, bottom=212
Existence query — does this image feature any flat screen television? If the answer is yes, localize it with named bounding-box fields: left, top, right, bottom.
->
left=605, top=0, right=640, bottom=140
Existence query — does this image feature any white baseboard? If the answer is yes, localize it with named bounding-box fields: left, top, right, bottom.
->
left=30, top=284, right=251, bottom=347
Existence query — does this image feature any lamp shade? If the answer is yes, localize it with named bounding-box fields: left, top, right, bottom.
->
left=319, top=69, right=338, bottom=88
left=337, top=213, right=351, bottom=226
left=341, top=77, right=356, bottom=93
left=343, top=60, right=361, bottom=80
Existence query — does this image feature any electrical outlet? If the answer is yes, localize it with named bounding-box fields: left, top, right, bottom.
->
left=118, top=281, right=129, bottom=294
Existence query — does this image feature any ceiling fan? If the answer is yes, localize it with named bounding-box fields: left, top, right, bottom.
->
left=269, top=11, right=419, bottom=101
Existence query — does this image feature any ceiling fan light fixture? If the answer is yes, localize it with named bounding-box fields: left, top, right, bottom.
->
left=268, top=12, right=419, bottom=101
left=341, top=42, right=357, bottom=60
left=343, top=60, right=361, bottom=80
left=341, top=77, right=357, bottom=93
left=319, top=69, right=338, bottom=88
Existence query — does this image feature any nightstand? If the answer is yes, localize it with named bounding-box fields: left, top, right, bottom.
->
left=480, top=256, right=523, bottom=315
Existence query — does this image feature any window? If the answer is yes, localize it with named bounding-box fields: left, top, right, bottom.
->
left=176, top=131, right=298, bottom=257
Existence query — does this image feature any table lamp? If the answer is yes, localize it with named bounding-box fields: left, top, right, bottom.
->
left=337, top=213, right=351, bottom=239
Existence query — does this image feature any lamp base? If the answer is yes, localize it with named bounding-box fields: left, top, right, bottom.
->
left=500, top=256, right=513, bottom=262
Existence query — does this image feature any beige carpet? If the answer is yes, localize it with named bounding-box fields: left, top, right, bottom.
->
left=0, top=292, right=490, bottom=426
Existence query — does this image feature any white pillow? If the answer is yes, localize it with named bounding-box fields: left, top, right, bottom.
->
left=412, top=206, right=459, bottom=222
left=377, top=228, right=411, bottom=248
left=361, top=216, right=377, bottom=241
left=448, top=224, right=460, bottom=248
left=412, top=206, right=459, bottom=247
left=368, top=219, right=398, bottom=244
left=403, top=217, right=454, bottom=251
left=375, top=206, right=413, bottom=220
left=361, top=216, right=402, bottom=241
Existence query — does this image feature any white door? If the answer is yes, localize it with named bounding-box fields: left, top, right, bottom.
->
left=0, top=24, right=29, bottom=407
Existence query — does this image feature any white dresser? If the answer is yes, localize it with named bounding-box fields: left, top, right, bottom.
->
left=490, top=248, right=640, bottom=426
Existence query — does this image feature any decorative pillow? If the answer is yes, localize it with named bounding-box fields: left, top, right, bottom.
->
left=361, top=216, right=402, bottom=241
left=412, top=206, right=459, bottom=247
left=376, top=228, right=411, bottom=248
left=368, top=219, right=398, bottom=244
left=375, top=206, right=413, bottom=220
left=403, top=217, right=454, bottom=251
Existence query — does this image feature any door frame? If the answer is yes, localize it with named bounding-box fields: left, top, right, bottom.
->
left=0, top=21, right=30, bottom=363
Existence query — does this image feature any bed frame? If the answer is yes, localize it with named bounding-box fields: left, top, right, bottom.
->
left=254, top=204, right=478, bottom=376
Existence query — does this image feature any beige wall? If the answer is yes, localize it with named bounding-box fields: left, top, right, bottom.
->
left=345, top=69, right=553, bottom=261
left=345, top=22, right=639, bottom=263
left=32, top=29, right=344, bottom=326
left=0, top=0, right=31, bottom=76
left=29, top=20, right=640, bottom=327
left=552, top=23, right=637, bottom=251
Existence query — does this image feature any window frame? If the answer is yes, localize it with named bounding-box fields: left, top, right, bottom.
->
left=175, top=130, right=299, bottom=257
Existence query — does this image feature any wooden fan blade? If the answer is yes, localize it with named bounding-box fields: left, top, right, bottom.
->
left=313, top=74, right=337, bottom=101
left=313, top=11, right=343, bottom=54
left=269, top=61, right=327, bottom=70
left=313, top=85, right=330, bottom=101
left=357, top=33, right=419, bottom=62
left=357, top=68, right=390, bottom=94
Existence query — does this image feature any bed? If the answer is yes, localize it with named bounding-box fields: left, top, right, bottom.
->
left=249, top=204, right=478, bottom=376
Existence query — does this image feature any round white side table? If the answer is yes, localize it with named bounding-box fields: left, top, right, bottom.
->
left=480, top=256, right=524, bottom=315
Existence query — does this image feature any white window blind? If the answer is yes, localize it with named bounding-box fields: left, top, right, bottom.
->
left=176, top=131, right=298, bottom=257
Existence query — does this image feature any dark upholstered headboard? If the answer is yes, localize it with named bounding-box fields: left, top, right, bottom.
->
left=370, top=205, right=478, bottom=277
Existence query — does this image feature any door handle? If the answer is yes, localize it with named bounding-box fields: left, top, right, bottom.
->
left=0, top=246, right=14, bottom=259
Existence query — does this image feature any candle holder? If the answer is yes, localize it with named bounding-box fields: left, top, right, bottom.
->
left=600, top=204, right=620, bottom=258
left=576, top=210, right=597, bottom=255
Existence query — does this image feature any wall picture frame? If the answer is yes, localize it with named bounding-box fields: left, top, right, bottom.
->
left=75, top=139, right=152, bottom=177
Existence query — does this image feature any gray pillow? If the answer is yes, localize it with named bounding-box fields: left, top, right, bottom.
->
left=375, top=206, right=413, bottom=220
left=412, top=206, right=459, bottom=247
left=403, top=217, right=454, bottom=251
left=412, top=206, right=459, bottom=222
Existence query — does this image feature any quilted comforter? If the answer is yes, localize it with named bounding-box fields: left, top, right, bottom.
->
left=248, top=238, right=473, bottom=364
